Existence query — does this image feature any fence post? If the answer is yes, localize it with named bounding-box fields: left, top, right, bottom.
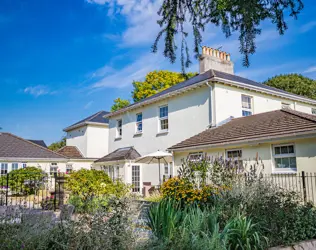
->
left=54, top=173, right=57, bottom=211
left=302, top=171, right=307, bottom=203
left=5, top=173, right=9, bottom=206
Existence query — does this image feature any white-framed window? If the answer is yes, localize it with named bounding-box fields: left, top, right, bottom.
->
left=66, top=164, right=73, bottom=174
left=226, top=149, right=243, bottom=166
left=159, top=105, right=169, bottom=132
left=312, top=108, right=316, bottom=115
left=241, top=95, right=253, bottom=117
left=282, top=102, right=290, bottom=109
left=164, top=163, right=169, bottom=175
left=273, top=144, right=296, bottom=171
left=136, top=113, right=143, bottom=133
left=12, top=163, right=19, bottom=171
left=1, top=163, right=8, bottom=176
left=104, top=165, right=120, bottom=181
left=116, top=119, right=122, bottom=138
left=50, top=163, right=58, bottom=176
left=132, top=165, right=140, bottom=193
left=188, top=152, right=203, bottom=162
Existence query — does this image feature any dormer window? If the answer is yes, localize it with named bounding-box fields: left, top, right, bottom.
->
left=116, top=119, right=122, bottom=138
left=241, top=95, right=253, bottom=117
left=159, top=105, right=169, bottom=132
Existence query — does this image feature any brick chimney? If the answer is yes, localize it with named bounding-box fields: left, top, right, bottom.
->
left=199, top=46, right=234, bottom=74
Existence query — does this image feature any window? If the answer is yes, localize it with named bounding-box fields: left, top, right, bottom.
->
left=116, top=119, right=122, bottom=138
left=282, top=103, right=290, bottom=109
left=132, top=165, right=140, bottom=192
left=241, top=95, right=253, bottom=117
left=159, top=105, right=168, bottom=131
left=226, top=149, right=243, bottom=167
left=1, top=163, right=8, bottom=176
left=66, top=164, right=73, bottom=174
left=312, top=108, right=316, bottom=115
left=188, top=152, right=203, bottom=162
left=50, top=163, right=58, bottom=176
left=136, top=113, right=143, bottom=133
left=104, top=165, right=120, bottom=181
left=22, top=163, right=27, bottom=168
left=273, top=144, right=296, bottom=170
left=164, top=163, right=169, bottom=175
left=12, top=163, right=19, bottom=171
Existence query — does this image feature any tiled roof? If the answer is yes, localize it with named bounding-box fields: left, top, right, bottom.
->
left=95, top=147, right=141, bottom=163
left=64, top=111, right=109, bottom=131
left=57, top=146, right=83, bottom=158
left=27, top=140, right=47, bottom=148
left=107, top=69, right=316, bottom=117
left=168, top=109, right=316, bottom=151
left=0, top=133, right=66, bottom=159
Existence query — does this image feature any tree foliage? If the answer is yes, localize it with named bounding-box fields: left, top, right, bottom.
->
left=66, top=169, right=130, bottom=200
left=0, top=167, right=46, bottom=195
left=111, top=98, right=131, bottom=112
left=153, top=0, right=304, bottom=71
left=132, top=70, right=197, bottom=102
left=48, top=137, right=66, bottom=151
left=263, top=74, right=316, bottom=100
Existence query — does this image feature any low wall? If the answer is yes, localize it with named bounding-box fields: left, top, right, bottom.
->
left=269, top=239, right=316, bottom=250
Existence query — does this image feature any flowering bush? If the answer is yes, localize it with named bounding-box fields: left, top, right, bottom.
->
left=161, top=177, right=225, bottom=205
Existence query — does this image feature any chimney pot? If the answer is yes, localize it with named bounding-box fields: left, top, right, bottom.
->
left=199, top=46, right=234, bottom=74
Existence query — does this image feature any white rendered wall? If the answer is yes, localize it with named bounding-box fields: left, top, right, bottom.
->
left=86, top=125, right=109, bottom=158
left=214, top=83, right=316, bottom=125
left=66, top=126, right=88, bottom=157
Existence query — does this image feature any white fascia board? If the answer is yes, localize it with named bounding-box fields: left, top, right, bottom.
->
left=212, top=77, right=316, bottom=105
left=169, top=130, right=316, bottom=152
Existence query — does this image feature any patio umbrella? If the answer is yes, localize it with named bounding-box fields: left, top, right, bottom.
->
left=135, top=150, right=173, bottom=185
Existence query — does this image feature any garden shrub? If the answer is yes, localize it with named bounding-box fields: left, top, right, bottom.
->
left=0, top=167, right=46, bottom=195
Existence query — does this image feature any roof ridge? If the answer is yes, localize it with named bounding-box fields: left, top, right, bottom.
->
left=87, top=110, right=104, bottom=122
left=282, top=108, right=316, bottom=123
left=3, top=133, right=67, bottom=159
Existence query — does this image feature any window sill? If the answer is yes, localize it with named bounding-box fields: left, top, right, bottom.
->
left=115, top=137, right=122, bottom=141
left=156, top=131, right=169, bottom=136
left=133, top=132, right=143, bottom=137
left=272, top=169, right=297, bottom=174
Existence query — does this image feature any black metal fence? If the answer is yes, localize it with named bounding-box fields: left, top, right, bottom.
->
left=0, top=172, right=67, bottom=210
left=245, top=171, right=316, bottom=204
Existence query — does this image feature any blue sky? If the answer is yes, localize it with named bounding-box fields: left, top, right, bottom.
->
left=1, top=0, right=316, bottom=145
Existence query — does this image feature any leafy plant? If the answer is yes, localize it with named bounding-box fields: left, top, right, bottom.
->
left=0, top=167, right=46, bottom=195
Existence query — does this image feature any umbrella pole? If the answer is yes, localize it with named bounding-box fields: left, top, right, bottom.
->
left=158, top=158, right=161, bottom=186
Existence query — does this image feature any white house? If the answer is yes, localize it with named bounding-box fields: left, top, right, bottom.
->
left=100, top=46, right=316, bottom=192
left=61, top=111, right=110, bottom=171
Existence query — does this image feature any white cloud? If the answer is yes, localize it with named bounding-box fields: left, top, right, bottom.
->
left=303, top=66, right=316, bottom=74
left=300, top=21, right=316, bottom=33
left=84, top=101, right=94, bottom=109
left=23, top=85, right=55, bottom=97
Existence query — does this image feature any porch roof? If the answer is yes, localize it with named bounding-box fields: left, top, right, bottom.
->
left=95, top=147, right=141, bottom=163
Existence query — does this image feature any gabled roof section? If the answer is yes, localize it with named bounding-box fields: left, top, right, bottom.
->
left=168, top=109, right=316, bottom=151
left=57, top=146, right=84, bottom=159
left=27, top=140, right=47, bottom=148
left=106, top=69, right=316, bottom=117
left=64, top=111, right=110, bottom=132
left=95, top=147, right=141, bottom=163
left=0, top=133, right=66, bottom=159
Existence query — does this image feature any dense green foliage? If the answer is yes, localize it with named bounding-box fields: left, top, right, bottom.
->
left=154, top=0, right=303, bottom=70
left=145, top=199, right=267, bottom=250
left=0, top=167, right=46, bottom=195
left=132, top=70, right=197, bottom=102
left=111, top=98, right=131, bottom=112
left=264, top=74, right=316, bottom=100
left=48, top=137, right=66, bottom=151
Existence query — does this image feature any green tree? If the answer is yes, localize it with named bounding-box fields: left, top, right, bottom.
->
left=132, top=70, right=197, bottom=102
left=111, top=98, right=131, bottom=112
left=0, top=167, right=46, bottom=195
left=153, top=0, right=303, bottom=70
left=48, top=137, right=66, bottom=151
left=263, top=74, right=316, bottom=100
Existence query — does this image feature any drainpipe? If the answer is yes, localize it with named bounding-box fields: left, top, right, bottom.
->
left=205, top=82, right=216, bottom=127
